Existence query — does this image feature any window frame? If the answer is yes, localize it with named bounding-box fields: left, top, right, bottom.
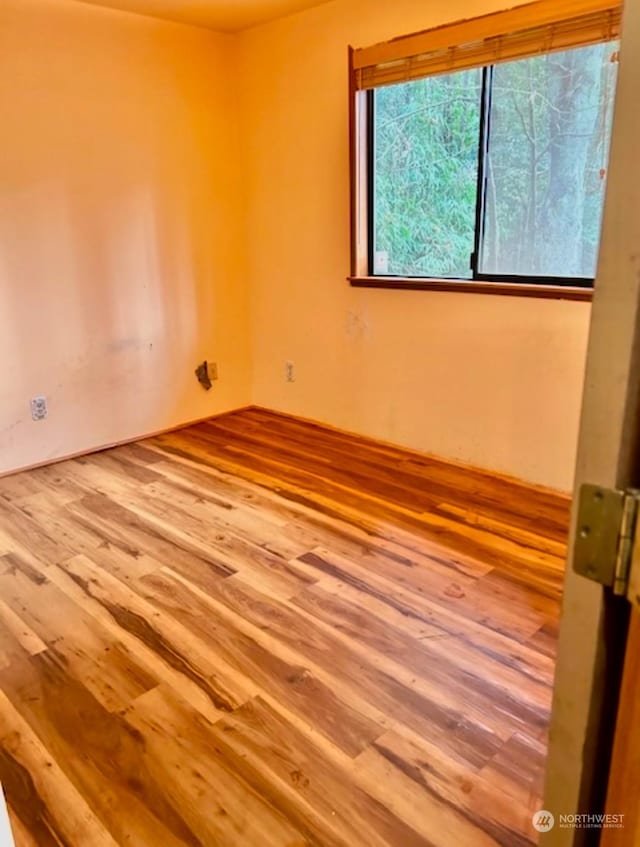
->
left=348, top=21, right=619, bottom=302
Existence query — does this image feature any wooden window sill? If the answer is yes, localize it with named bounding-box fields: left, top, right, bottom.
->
left=349, top=276, right=594, bottom=302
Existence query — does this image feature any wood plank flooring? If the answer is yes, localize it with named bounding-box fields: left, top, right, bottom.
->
left=0, top=407, right=569, bottom=846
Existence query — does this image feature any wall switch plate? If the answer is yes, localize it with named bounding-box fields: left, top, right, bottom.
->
left=285, top=361, right=295, bottom=383
left=31, top=396, right=48, bottom=421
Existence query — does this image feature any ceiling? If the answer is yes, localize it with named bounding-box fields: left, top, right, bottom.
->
left=72, top=0, right=334, bottom=31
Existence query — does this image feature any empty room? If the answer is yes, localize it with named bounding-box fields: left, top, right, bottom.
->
left=2, top=0, right=640, bottom=845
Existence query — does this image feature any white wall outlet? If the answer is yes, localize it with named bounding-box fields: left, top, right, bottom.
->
left=208, top=361, right=219, bottom=381
left=31, top=396, right=48, bottom=421
left=285, top=361, right=295, bottom=383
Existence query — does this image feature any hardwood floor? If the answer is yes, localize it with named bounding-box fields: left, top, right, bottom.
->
left=0, top=407, right=569, bottom=846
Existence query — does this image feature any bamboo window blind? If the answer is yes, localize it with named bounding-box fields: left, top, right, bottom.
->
left=352, top=0, right=623, bottom=90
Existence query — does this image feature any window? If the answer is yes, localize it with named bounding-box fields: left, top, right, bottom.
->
left=350, top=0, right=622, bottom=298
left=371, top=69, right=483, bottom=280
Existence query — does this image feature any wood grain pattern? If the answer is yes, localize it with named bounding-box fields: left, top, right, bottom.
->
left=0, top=408, right=568, bottom=846
left=601, top=609, right=640, bottom=847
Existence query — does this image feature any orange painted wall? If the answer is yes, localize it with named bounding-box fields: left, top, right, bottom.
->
left=0, top=0, right=250, bottom=475
left=237, top=0, right=592, bottom=491
left=2, top=0, right=592, bottom=490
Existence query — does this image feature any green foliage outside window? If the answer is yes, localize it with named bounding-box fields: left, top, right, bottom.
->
left=373, top=42, right=618, bottom=281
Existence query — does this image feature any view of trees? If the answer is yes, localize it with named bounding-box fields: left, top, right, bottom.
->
left=374, top=68, right=481, bottom=278
left=373, top=42, right=618, bottom=280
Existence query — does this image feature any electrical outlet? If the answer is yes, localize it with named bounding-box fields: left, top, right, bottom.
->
left=208, top=361, right=219, bottom=381
left=31, top=396, right=48, bottom=421
left=285, top=361, right=295, bottom=383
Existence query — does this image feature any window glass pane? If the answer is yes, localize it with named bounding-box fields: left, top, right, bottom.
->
left=480, top=42, right=619, bottom=279
left=373, top=69, right=482, bottom=278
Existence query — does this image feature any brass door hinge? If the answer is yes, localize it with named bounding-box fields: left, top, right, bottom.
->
left=574, top=484, right=640, bottom=607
